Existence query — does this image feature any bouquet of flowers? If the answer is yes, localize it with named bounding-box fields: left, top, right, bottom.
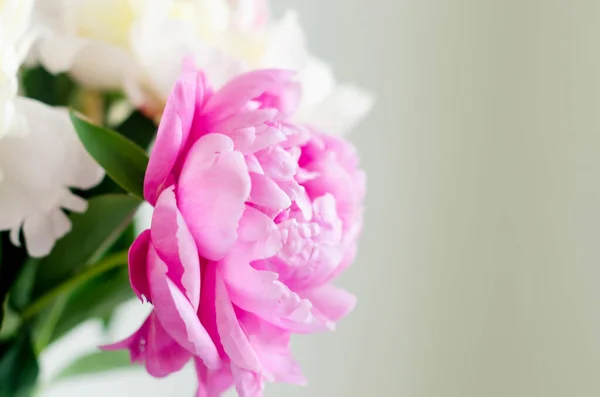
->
left=0, top=1, right=371, bottom=396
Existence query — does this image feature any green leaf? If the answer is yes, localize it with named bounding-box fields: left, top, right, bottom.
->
left=0, top=234, right=27, bottom=327
left=99, top=311, right=114, bottom=330
left=8, top=259, right=40, bottom=312
left=50, top=265, right=134, bottom=342
left=108, top=224, right=137, bottom=255
left=0, top=331, right=39, bottom=397
left=21, top=66, right=75, bottom=106
left=0, top=303, right=20, bottom=341
left=30, top=294, right=67, bottom=354
left=75, top=176, right=125, bottom=199
left=0, top=239, right=3, bottom=329
left=48, top=224, right=137, bottom=339
left=31, top=195, right=141, bottom=302
left=71, top=111, right=149, bottom=199
left=116, top=110, right=156, bottom=150
left=54, top=349, right=134, bottom=381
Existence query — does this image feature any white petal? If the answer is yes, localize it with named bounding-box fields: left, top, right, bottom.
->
left=14, top=97, right=105, bottom=189
left=130, top=15, right=196, bottom=101
left=61, top=191, right=88, bottom=213
left=295, top=84, right=375, bottom=136
left=229, top=0, right=269, bottom=30
left=23, top=209, right=71, bottom=258
left=30, top=0, right=138, bottom=90
left=69, top=44, right=132, bottom=90
left=9, top=226, right=20, bottom=247
left=262, top=11, right=308, bottom=71
left=36, top=34, right=87, bottom=74
left=0, top=98, right=103, bottom=256
left=51, top=209, right=72, bottom=240
left=297, top=57, right=335, bottom=110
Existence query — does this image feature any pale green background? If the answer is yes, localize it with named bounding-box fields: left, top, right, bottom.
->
left=43, top=1, right=600, bottom=396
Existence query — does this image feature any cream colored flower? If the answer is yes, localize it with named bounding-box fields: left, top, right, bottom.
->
left=32, top=0, right=373, bottom=135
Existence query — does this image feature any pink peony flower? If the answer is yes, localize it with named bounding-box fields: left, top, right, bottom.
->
left=103, top=64, right=365, bottom=396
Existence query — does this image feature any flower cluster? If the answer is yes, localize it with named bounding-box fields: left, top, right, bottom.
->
left=0, top=1, right=370, bottom=395
left=103, top=64, right=365, bottom=395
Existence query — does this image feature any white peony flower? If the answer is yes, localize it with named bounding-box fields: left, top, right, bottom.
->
left=0, top=0, right=35, bottom=139
left=0, top=0, right=104, bottom=257
left=31, top=0, right=373, bottom=135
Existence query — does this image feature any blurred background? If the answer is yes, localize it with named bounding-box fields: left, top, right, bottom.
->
left=42, top=1, right=600, bottom=396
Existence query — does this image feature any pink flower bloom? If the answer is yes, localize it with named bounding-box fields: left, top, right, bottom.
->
left=103, top=64, right=365, bottom=396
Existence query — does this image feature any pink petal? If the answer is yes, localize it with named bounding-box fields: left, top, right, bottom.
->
left=197, top=262, right=225, bottom=358
left=205, top=70, right=296, bottom=121
left=300, top=285, right=357, bottom=325
left=237, top=206, right=281, bottom=260
left=151, top=187, right=200, bottom=308
left=248, top=172, right=291, bottom=211
left=214, top=109, right=278, bottom=133
left=215, top=269, right=261, bottom=372
left=256, top=79, right=302, bottom=120
left=250, top=125, right=286, bottom=153
left=128, top=230, right=151, bottom=303
left=228, top=127, right=256, bottom=153
left=178, top=133, right=250, bottom=261
left=255, top=147, right=297, bottom=181
left=144, top=112, right=182, bottom=205
left=144, top=71, right=197, bottom=204
left=302, top=158, right=360, bottom=230
left=147, top=243, right=221, bottom=370
left=245, top=155, right=264, bottom=174
left=195, top=358, right=234, bottom=397
left=317, top=240, right=359, bottom=288
left=195, top=69, right=210, bottom=105
left=239, top=312, right=306, bottom=385
left=231, top=365, right=264, bottom=397
left=101, top=312, right=191, bottom=378
left=274, top=180, right=312, bottom=221
left=221, top=248, right=326, bottom=333
left=284, top=123, right=311, bottom=148
left=225, top=125, right=286, bottom=155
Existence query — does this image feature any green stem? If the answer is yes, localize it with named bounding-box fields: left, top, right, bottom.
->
left=21, top=251, right=128, bottom=321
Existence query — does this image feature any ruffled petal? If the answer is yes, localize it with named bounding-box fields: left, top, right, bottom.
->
left=177, top=133, right=250, bottom=261
left=204, top=70, right=296, bottom=121
left=213, top=109, right=278, bottom=134
left=221, top=248, right=326, bottom=333
left=195, top=358, right=234, bottom=397
left=237, top=206, right=281, bottom=260
left=151, top=186, right=200, bottom=308
left=231, top=365, right=263, bottom=397
left=250, top=125, right=287, bottom=153
left=128, top=229, right=151, bottom=303
left=215, top=268, right=261, bottom=372
left=248, top=172, right=291, bottom=211
left=254, top=146, right=297, bottom=181
left=300, top=284, right=356, bottom=325
left=144, top=70, right=198, bottom=204
left=239, top=312, right=306, bottom=385
left=147, top=243, right=221, bottom=370
left=101, top=312, right=191, bottom=378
